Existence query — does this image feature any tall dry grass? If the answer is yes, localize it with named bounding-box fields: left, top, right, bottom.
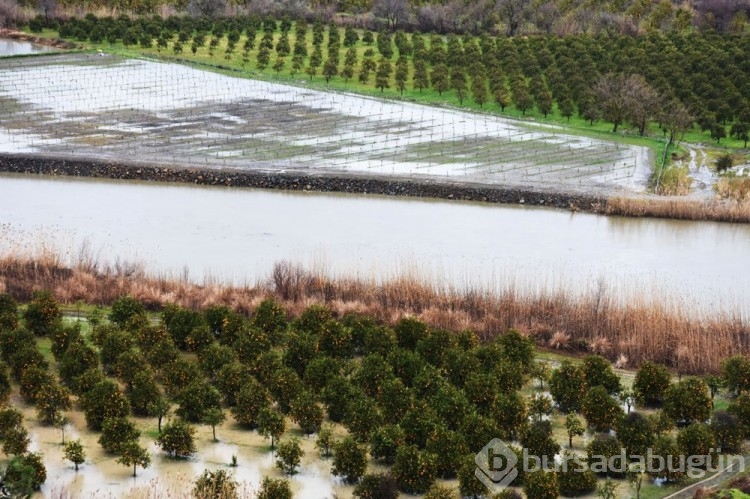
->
left=716, top=176, right=750, bottom=204
left=1, top=253, right=747, bottom=374
left=606, top=196, right=750, bottom=223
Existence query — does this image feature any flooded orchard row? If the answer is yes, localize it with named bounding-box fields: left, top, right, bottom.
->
left=23, top=397, right=344, bottom=498
left=0, top=53, right=649, bottom=193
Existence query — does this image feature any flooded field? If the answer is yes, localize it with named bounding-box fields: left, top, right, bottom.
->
left=1, top=173, right=748, bottom=317
left=0, top=38, right=54, bottom=56
left=21, top=392, right=347, bottom=498
left=0, top=53, right=650, bottom=193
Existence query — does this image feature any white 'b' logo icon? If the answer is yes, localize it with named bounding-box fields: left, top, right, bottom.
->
left=475, top=438, right=519, bottom=494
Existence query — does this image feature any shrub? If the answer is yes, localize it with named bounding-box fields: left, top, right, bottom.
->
left=423, top=483, right=454, bottom=499
left=98, top=417, right=139, bottom=454
left=676, top=423, right=717, bottom=465
left=23, top=291, right=61, bottom=337
left=663, top=378, right=712, bottom=424
left=458, top=453, right=486, bottom=498
left=353, top=473, right=399, bottom=499
left=81, top=379, right=129, bottom=431
left=391, top=445, right=437, bottom=494
left=193, top=469, right=238, bottom=499
left=657, top=165, right=692, bottom=195
left=498, top=330, right=535, bottom=368
left=587, top=434, right=624, bottom=478
left=728, top=393, right=750, bottom=436
left=426, top=426, right=467, bottom=478
left=394, top=317, right=428, bottom=350
left=231, top=378, right=270, bottom=428
left=711, top=411, right=743, bottom=452
left=0, top=294, right=18, bottom=331
left=558, top=451, right=597, bottom=496
left=109, top=296, right=146, bottom=327
left=722, top=356, right=750, bottom=395
left=582, top=355, right=621, bottom=394
left=275, top=438, right=303, bottom=475
left=315, top=424, right=335, bottom=458
left=616, top=412, right=654, bottom=458
left=290, top=391, right=324, bottom=435
left=582, top=386, right=624, bottom=432
left=521, top=420, right=560, bottom=462
left=332, top=436, right=368, bottom=484
left=156, top=419, right=196, bottom=458
left=257, top=477, right=292, bottom=499
left=523, top=470, right=559, bottom=499
left=2, top=453, right=46, bottom=494
left=716, top=153, right=733, bottom=172
left=633, top=361, right=671, bottom=407
left=549, top=361, right=587, bottom=412
left=370, top=424, right=406, bottom=464
left=63, top=440, right=85, bottom=470
left=252, top=298, right=288, bottom=344
left=175, top=380, right=222, bottom=423
left=648, top=435, right=685, bottom=483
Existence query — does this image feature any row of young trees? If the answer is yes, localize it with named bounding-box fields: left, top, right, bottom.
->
left=40, top=14, right=750, bottom=144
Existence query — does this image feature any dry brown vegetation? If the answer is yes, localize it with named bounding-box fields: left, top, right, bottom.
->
left=606, top=196, right=750, bottom=223
left=1, top=252, right=747, bottom=375
left=656, top=165, right=693, bottom=195
left=717, top=176, right=750, bottom=204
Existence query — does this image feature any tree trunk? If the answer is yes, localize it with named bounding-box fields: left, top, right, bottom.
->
left=133, top=464, right=137, bottom=477
left=569, top=435, right=573, bottom=448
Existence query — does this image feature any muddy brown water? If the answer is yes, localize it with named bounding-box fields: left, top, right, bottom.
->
left=0, top=173, right=748, bottom=318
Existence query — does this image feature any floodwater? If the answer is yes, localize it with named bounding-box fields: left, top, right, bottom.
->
left=0, top=38, right=53, bottom=56
left=0, top=53, right=649, bottom=192
left=1, top=173, right=748, bottom=316
left=21, top=397, right=344, bottom=498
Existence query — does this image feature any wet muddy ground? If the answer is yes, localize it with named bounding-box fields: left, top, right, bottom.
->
left=0, top=53, right=650, bottom=195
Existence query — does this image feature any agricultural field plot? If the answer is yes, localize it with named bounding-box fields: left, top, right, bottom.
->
left=0, top=53, right=650, bottom=192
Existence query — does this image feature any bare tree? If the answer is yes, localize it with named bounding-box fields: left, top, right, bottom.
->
left=593, top=73, right=657, bottom=133
left=373, top=0, right=409, bottom=30
left=496, top=0, right=529, bottom=36
left=626, top=75, right=661, bottom=136
left=189, top=0, right=226, bottom=17
left=533, top=2, right=559, bottom=34
left=593, top=74, right=630, bottom=132
left=463, top=0, right=497, bottom=34
left=660, top=99, right=694, bottom=145
left=37, top=0, right=56, bottom=24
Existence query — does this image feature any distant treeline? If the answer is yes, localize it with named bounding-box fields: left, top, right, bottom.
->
left=9, top=0, right=750, bottom=36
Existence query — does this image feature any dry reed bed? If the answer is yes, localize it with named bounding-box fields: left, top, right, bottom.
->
left=606, top=196, right=750, bottom=223
left=0, top=253, right=747, bottom=375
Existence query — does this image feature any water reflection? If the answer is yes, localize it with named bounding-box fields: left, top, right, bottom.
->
left=0, top=38, right=54, bottom=56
